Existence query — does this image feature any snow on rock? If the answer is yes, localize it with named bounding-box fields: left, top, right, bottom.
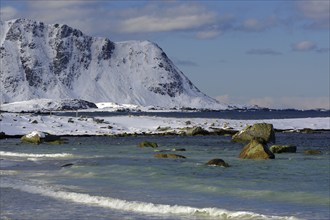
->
left=25, top=131, right=46, bottom=138
left=0, top=18, right=227, bottom=110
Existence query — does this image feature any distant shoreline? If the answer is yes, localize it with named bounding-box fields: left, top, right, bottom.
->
left=1, top=112, right=329, bottom=137
left=2, top=129, right=330, bottom=140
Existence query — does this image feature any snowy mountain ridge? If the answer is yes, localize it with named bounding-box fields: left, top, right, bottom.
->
left=0, top=18, right=227, bottom=109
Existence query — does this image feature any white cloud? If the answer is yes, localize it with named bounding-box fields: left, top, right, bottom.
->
left=239, top=17, right=277, bottom=32
left=246, top=48, right=282, bottom=56
left=292, top=40, right=317, bottom=52
left=120, top=14, right=214, bottom=33
left=297, top=0, right=330, bottom=29
left=196, top=29, right=222, bottom=39
left=1, top=1, right=221, bottom=39
left=0, top=6, right=18, bottom=20
left=297, top=0, right=329, bottom=20
left=27, top=0, right=91, bottom=9
left=119, top=4, right=216, bottom=33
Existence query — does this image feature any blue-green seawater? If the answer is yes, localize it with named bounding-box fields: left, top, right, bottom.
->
left=1, top=133, right=329, bottom=220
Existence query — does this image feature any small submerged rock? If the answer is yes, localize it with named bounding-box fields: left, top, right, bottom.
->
left=138, top=141, right=158, bottom=148
left=61, top=163, right=74, bottom=168
left=304, top=150, right=322, bottom=155
left=206, top=158, right=230, bottom=167
left=270, top=145, right=297, bottom=153
left=154, top=153, right=186, bottom=159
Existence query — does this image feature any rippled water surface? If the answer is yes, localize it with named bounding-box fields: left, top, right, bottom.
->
left=1, top=133, right=329, bottom=220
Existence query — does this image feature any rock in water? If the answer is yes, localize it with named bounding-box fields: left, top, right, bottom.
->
left=61, top=163, right=74, bottom=168
left=270, top=145, right=297, bottom=153
left=232, top=123, right=275, bottom=144
left=21, top=131, right=63, bottom=144
left=239, top=139, right=275, bottom=159
left=138, top=141, right=158, bottom=148
left=304, top=150, right=322, bottom=155
left=21, top=131, right=45, bottom=144
left=206, top=158, right=230, bottom=167
left=154, top=154, right=186, bottom=159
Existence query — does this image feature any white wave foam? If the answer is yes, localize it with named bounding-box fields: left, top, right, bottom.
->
left=1, top=177, right=299, bottom=220
left=0, top=151, right=73, bottom=158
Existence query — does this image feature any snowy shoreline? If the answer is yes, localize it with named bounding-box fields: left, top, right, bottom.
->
left=0, top=112, right=329, bottom=137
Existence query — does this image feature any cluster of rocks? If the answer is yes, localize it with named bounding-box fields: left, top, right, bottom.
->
left=232, top=123, right=276, bottom=159
left=14, top=125, right=323, bottom=170
left=231, top=123, right=323, bottom=159
left=137, top=140, right=230, bottom=167
left=173, top=123, right=319, bottom=165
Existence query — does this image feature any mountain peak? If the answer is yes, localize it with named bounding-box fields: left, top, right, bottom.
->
left=0, top=18, right=227, bottom=110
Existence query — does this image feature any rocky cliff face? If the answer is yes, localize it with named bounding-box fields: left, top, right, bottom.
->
left=0, top=18, right=227, bottom=109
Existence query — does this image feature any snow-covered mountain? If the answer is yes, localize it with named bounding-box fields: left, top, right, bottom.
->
left=0, top=18, right=227, bottom=109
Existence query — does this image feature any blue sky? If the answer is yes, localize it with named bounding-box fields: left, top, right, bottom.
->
left=1, top=0, right=329, bottom=109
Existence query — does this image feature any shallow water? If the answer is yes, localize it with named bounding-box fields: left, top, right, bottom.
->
left=1, top=133, right=329, bottom=220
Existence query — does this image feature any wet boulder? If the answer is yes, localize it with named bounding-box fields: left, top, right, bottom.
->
left=232, top=123, right=275, bottom=144
left=270, top=145, right=297, bottom=153
left=154, top=153, right=186, bottom=159
left=206, top=158, right=230, bottom=167
left=239, top=139, right=275, bottom=159
left=138, top=141, right=158, bottom=148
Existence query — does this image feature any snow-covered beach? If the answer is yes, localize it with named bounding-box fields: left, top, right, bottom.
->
left=1, top=112, right=329, bottom=136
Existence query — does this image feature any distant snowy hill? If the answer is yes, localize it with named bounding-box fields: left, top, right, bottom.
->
left=0, top=18, right=227, bottom=109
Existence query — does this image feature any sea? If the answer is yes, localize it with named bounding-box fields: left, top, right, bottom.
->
left=1, top=110, right=329, bottom=220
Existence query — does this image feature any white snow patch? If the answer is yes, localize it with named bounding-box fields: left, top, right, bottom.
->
left=25, top=131, right=46, bottom=138
left=0, top=113, right=328, bottom=136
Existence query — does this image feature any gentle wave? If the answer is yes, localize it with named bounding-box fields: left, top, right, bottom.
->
left=0, top=151, right=73, bottom=158
left=1, top=177, right=299, bottom=220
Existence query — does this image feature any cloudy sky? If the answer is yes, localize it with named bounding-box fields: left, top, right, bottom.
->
left=1, top=0, right=329, bottom=109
